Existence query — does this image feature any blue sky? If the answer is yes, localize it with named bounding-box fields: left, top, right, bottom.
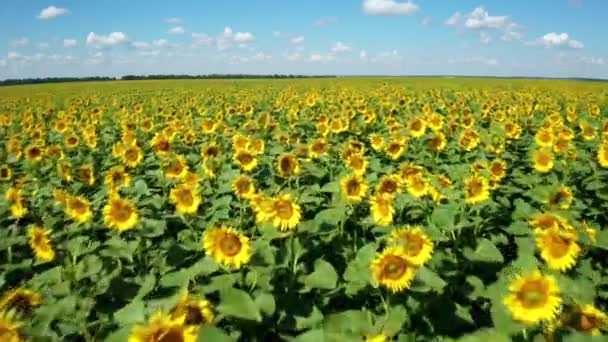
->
left=1, top=0, right=607, bottom=79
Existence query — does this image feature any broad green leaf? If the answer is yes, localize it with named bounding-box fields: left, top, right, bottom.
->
left=300, top=259, right=338, bottom=290
left=293, top=329, right=325, bottom=342
left=197, top=326, right=235, bottom=342
left=382, top=305, right=408, bottom=336
left=217, top=288, right=262, bottom=322
left=135, top=274, right=156, bottom=300
left=295, top=306, right=324, bottom=330
left=114, top=300, right=145, bottom=325
left=254, top=292, right=275, bottom=315
left=415, top=267, right=446, bottom=292
left=464, top=238, right=504, bottom=263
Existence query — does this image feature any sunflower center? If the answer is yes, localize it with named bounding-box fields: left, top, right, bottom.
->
left=537, top=152, right=551, bottom=166
left=577, top=313, right=600, bottom=332
left=176, top=189, right=194, bottom=206
left=535, top=215, right=558, bottom=229
left=380, top=255, right=408, bottom=280
left=311, top=142, right=325, bottom=153
left=11, top=295, right=35, bottom=316
left=380, top=180, right=397, bottom=194
left=67, top=137, right=77, bottom=145
left=204, top=147, right=219, bottom=158
left=124, top=148, right=139, bottom=162
left=28, top=147, right=41, bottom=158
left=490, top=164, right=504, bottom=176
left=430, top=136, right=443, bottom=149
left=236, top=179, right=251, bottom=193
left=0, top=168, right=9, bottom=178
left=70, top=199, right=88, bottom=214
left=184, top=305, right=205, bottom=325
left=411, top=120, right=422, bottom=131
left=111, top=201, right=133, bottom=222
left=274, top=200, right=294, bottom=219
left=280, top=157, right=294, bottom=173
left=237, top=153, right=253, bottom=164
left=346, top=179, right=361, bottom=196
left=167, top=161, right=184, bottom=175
left=156, top=140, right=170, bottom=151
left=387, top=143, right=401, bottom=154
left=219, top=234, right=242, bottom=257
left=467, top=180, right=483, bottom=197
left=159, top=327, right=185, bottom=342
left=402, top=234, right=423, bottom=256
left=516, top=280, right=549, bottom=309
left=545, top=232, right=571, bottom=258
left=349, top=156, right=364, bottom=169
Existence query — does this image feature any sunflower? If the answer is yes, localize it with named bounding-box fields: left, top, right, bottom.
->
left=547, top=186, right=573, bottom=209
left=0, top=288, right=42, bottom=315
left=268, top=194, right=301, bottom=231
left=345, top=154, right=368, bottom=176
left=203, top=226, right=252, bottom=269
left=427, top=112, right=444, bottom=131
left=566, top=304, right=608, bottom=336
left=170, top=291, right=215, bottom=326
left=365, top=334, right=388, bottom=342
left=580, top=122, right=596, bottom=141
left=181, top=172, right=201, bottom=188
left=389, top=226, right=434, bottom=266
left=529, top=213, right=572, bottom=231
left=534, top=128, right=554, bottom=147
left=78, top=163, right=95, bottom=186
left=65, top=195, right=93, bottom=224
left=169, top=184, right=201, bottom=215
left=233, top=150, right=258, bottom=172
left=128, top=312, right=196, bottom=342
left=232, top=175, right=256, bottom=199
left=458, top=129, right=480, bottom=151
left=277, top=153, right=301, bottom=178
left=103, top=196, right=139, bottom=232
left=406, top=174, right=428, bottom=198
left=488, top=159, right=507, bottom=181
left=64, top=134, right=80, bottom=149
left=24, top=144, right=44, bottom=162
left=163, top=154, right=188, bottom=180
left=428, top=132, right=447, bottom=152
left=369, top=134, right=385, bottom=151
left=598, top=143, right=608, bottom=168
left=308, top=138, right=328, bottom=159
left=246, top=138, right=265, bottom=155
left=27, top=225, right=55, bottom=263
left=151, top=132, right=171, bottom=155
left=376, top=175, right=400, bottom=198
left=385, top=140, right=405, bottom=160
left=370, top=193, right=395, bottom=226
left=463, top=175, right=490, bottom=204
left=370, top=247, right=417, bottom=293
left=9, top=198, right=28, bottom=219
left=408, top=117, right=427, bottom=138
left=532, top=149, right=554, bottom=173
left=0, top=310, right=23, bottom=342
left=122, top=145, right=143, bottom=168
left=201, top=119, right=219, bottom=135
left=535, top=228, right=580, bottom=272
left=104, top=165, right=131, bottom=190
left=201, top=143, right=220, bottom=160
left=503, top=270, right=562, bottom=325
left=340, top=174, right=369, bottom=203
left=0, top=164, right=12, bottom=181
left=232, top=133, right=250, bottom=151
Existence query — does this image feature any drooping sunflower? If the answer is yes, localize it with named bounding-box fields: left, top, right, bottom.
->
left=535, top=228, right=581, bottom=272
left=0, top=287, right=42, bottom=315
left=0, top=164, right=12, bottom=181
left=233, top=150, right=258, bottom=172
left=103, top=196, right=139, bottom=232
left=169, top=184, right=201, bottom=215
left=27, top=225, right=55, bottom=263
left=340, top=174, right=369, bottom=203
left=181, top=172, right=201, bottom=188
left=503, top=270, right=562, bottom=325
left=170, top=291, right=215, bottom=326
left=122, top=145, right=143, bottom=168
left=232, top=175, right=256, bottom=199
left=458, top=129, right=480, bottom=151
left=389, top=226, right=434, bottom=266
left=371, top=247, right=417, bottom=293
left=203, top=225, right=252, bottom=269
left=246, top=138, right=265, bottom=155
left=268, top=194, right=301, bottom=231
left=128, top=311, right=196, bottom=342
left=463, top=175, right=490, bottom=204
left=565, top=304, right=608, bottom=336
left=78, top=163, right=95, bottom=186
left=532, top=149, right=554, bottom=173
left=163, top=154, right=189, bottom=180
left=547, top=186, right=573, bottom=209
left=277, top=153, right=301, bottom=178
left=0, top=310, right=24, bottom=342
left=65, top=195, right=93, bottom=224
left=370, top=193, right=395, bottom=226
left=406, top=174, right=429, bottom=198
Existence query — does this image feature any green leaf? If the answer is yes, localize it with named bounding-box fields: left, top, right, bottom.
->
left=104, top=327, right=131, bottom=342
left=382, top=305, right=408, bottom=336
left=141, top=219, right=167, bottom=237
left=197, top=326, right=235, bottom=342
left=464, top=238, right=504, bottom=263
left=217, top=288, right=262, bottom=322
left=134, top=179, right=150, bottom=196
left=456, top=329, right=511, bottom=342
left=300, top=259, right=338, bottom=290
left=254, top=292, right=275, bottom=315
left=134, top=274, right=156, bottom=300
left=430, top=204, right=458, bottom=232
left=114, top=300, right=145, bottom=325
left=74, top=254, right=104, bottom=281
left=314, top=207, right=346, bottom=226
left=293, top=329, right=325, bottom=342
left=595, top=229, right=608, bottom=250
left=295, top=306, right=324, bottom=330
left=455, top=303, right=474, bottom=324
left=415, top=267, right=446, bottom=292
left=320, top=181, right=340, bottom=193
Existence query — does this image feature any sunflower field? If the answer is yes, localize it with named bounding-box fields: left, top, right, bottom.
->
left=1, top=78, right=608, bottom=341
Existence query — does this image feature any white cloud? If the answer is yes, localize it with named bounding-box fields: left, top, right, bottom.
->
left=445, top=12, right=462, bottom=25
left=363, top=0, right=419, bottom=16
left=445, top=7, right=523, bottom=44
left=11, top=37, right=30, bottom=48
left=480, top=32, right=491, bottom=45
left=371, top=50, right=402, bottom=63
left=291, top=36, right=305, bottom=44
left=37, top=42, right=50, bottom=49
left=331, top=41, right=352, bottom=53
left=421, top=17, right=432, bottom=26
left=0, top=59, right=6, bottom=68
left=37, top=6, right=69, bottom=19
left=192, top=32, right=214, bottom=47
left=169, top=26, right=185, bottom=35
left=216, top=27, right=255, bottom=51
left=314, top=16, right=338, bottom=26
left=165, top=17, right=182, bottom=24
left=360, top=50, right=368, bottom=62
left=234, top=32, right=255, bottom=43
left=86, top=32, right=129, bottom=48
left=450, top=56, right=499, bottom=66
left=309, top=53, right=336, bottom=63
left=464, top=7, right=510, bottom=30
left=7, top=52, right=22, bottom=60
left=63, top=39, right=78, bottom=48
left=531, top=32, right=584, bottom=49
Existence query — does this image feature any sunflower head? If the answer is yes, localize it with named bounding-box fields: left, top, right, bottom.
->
left=277, top=153, right=301, bottom=177
left=547, top=186, right=573, bottom=209
left=535, top=228, right=580, bottom=272
left=203, top=226, right=252, bottom=269
left=341, top=174, right=369, bottom=203
left=122, top=145, right=143, bottom=168
left=103, top=196, right=139, bottom=232
left=232, top=175, right=256, bottom=199
left=408, top=117, right=427, bottom=138
left=163, top=154, right=189, bottom=179
left=0, top=310, right=24, bottom=342
left=565, top=304, right=608, bottom=336
left=389, top=226, right=434, bottom=266
left=371, top=247, right=417, bottom=293
left=169, top=184, right=201, bottom=215
left=488, top=159, right=507, bottom=180
left=532, top=149, right=554, bottom=173
left=308, top=138, right=327, bottom=159
left=370, top=193, right=395, bottom=226
left=503, top=270, right=562, bottom=325
left=25, top=144, right=44, bottom=162
left=0, top=288, right=42, bottom=316
left=269, top=194, right=301, bottom=231
left=377, top=175, right=400, bottom=198
left=170, top=292, right=215, bottom=326
left=79, top=164, right=95, bottom=186
left=233, top=150, right=258, bottom=172
left=65, top=195, right=93, bottom=224
left=428, top=132, right=447, bottom=152
left=346, top=154, right=368, bottom=175
left=27, top=225, right=55, bottom=263
left=0, top=164, right=12, bottom=181
left=128, top=311, right=197, bottom=342
left=463, top=175, right=490, bottom=204
left=406, top=174, right=428, bottom=198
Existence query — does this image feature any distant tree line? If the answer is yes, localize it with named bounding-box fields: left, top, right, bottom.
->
left=0, top=74, right=337, bottom=86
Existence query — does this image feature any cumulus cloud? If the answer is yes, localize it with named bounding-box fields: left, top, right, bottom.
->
left=234, top=32, right=255, bottom=43
left=37, top=6, right=69, bottom=19
left=11, top=37, right=30, bottom=48
left=86, top=32, right=129, bottom=48
left=216, top=27, right=255, bottom=51
left=165, top=17, right=182, bottom=24
left=191, top=32, right=214, bottom=47
left=530, top=32, right=584, bottom=49
left=445, top=7, right=523, bottom=44
left=168, top=26, right=185, bottom=35
left=464, top=7, right=510, bottom=30
left=331, top=41, right=352, bottom=53
left=63, top=39, right=78, bottom=48
left=363, top=0, right=419, bottom=16
left=445, top=12, right=462, bottom=25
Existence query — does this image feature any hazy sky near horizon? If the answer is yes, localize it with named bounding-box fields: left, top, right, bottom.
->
left=1, top=0, right=607, bottom=79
